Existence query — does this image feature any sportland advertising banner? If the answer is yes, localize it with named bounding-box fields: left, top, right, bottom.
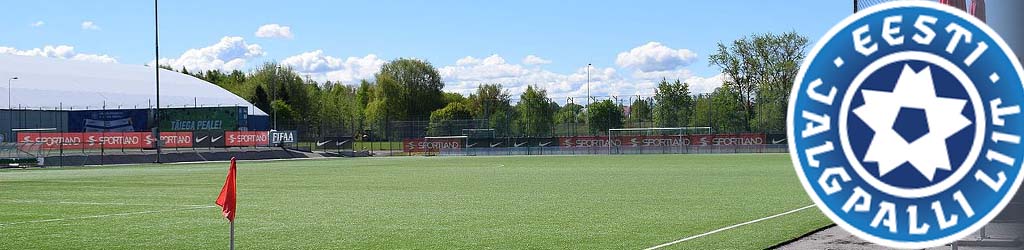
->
left=402, top=134, right=767, bottom=152
left=403, top=138, right=464, bottom=153
left=17, top=132, right=193, bottom=149
left=558, top=133, right=767, bottom=148
left=159, top=107, right=241, bottom=131
left=225, top=131, right=270, bottom=147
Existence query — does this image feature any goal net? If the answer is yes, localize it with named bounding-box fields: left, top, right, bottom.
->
left=461, top=128, right=496, bottom=139
left=0, top=142, right=49, bottom=168
left=423, top=136, right=469, bottom=156
left=608, top=127, right=712, bottom=154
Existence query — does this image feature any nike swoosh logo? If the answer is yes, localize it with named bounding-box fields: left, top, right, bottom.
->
left=467, top=143, right=478, bottom=148
left=772, top=138, right=786, bottom=144
left=195, top=136, right=208, bottom=143
left=212, top=136, right=223, bottom=142
left=336, top=140, right=350, bottom=146
left=539, top=142, right=552, bottom=147
left=514, top=142, right=526, bottom=147
left=317, top=140, right=332, bottom=147
left=490, top=142, right=502, bottom=148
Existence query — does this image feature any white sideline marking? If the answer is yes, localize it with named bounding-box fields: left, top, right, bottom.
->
left=2, top=199, right=208, bottom=207
left=0, top=205, right=216, bottom=227
left=643, top=204, right=816, bottom=250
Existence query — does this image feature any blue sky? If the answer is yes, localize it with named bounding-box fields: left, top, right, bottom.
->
left=0, top=0, right=849, bottom=99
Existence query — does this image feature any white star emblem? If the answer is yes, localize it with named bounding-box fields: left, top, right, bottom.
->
left=852, top=64, right=972, bottom=181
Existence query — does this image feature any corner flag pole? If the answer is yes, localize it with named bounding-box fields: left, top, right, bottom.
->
left=216, top=158, right=238, bottom=250
left=229, top=220, right=235, bottom=250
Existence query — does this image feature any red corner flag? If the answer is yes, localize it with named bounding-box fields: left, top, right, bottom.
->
left=216, top=157, right=237, bottom=222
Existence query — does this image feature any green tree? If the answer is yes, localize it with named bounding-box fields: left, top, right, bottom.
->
left=587, top=100, right=624, bottom=134
left=652, top=79, right=693, bottom=127
left=314, top=82, right=361, bottom=136
left=689, top=94, right=713, bottom=128
left=250, top=85, right=271, bottom=114
left=428, top=102, right=473, bottom=136
left=467, top=84, right=513, bottom=136
left=709, top=31, right=809, bottom=132
left=627, top=98, right=654, bottom=126
left=467, top=84, right=511, bottom=119
left=364, top=74, right=405, bottom=135
left=356, top=80, right=373, bottom=109
left=271, top=100, right=299, bottom=128
left=515, top=85, right=555, bottom=136
left=709, top=86, right=746, bottom=133
left=376, top=58, right=445, bottom=120
left=556, top=103, right=584, bottom=124
left=443, top=92, right=467, bottom=106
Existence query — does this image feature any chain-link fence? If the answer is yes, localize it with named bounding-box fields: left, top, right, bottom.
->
left=333, top=94, right=791, bottom=156
left=4, top=91, right=796, bottom=161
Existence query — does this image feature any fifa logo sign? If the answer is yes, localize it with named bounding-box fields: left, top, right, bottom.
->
left=788, top=1, right=1024, bottom=248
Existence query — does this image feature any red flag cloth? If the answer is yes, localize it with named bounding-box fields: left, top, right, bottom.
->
left=216, top=157, right=237, bottom=222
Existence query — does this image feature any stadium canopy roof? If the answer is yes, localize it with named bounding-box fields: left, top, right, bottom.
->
left=0, top=54, right=267, bottom=116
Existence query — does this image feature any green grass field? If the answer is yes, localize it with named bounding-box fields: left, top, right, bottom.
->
left=0, top=154, right=831, bottom=249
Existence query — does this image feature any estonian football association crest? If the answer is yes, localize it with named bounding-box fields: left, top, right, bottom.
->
left=788, top=1, right=1024, bottom=248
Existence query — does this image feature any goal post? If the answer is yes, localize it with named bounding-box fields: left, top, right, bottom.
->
left=607, top=127, right=713, bottom=154
left=423, top=135, right=469, bottom=156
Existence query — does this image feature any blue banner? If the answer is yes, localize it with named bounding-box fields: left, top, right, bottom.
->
left=67, top=109, right=150, bottom=132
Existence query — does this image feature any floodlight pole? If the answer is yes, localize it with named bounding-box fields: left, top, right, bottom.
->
left=586, top=63, right=591, bottom=131
left=154, top=0, right=162, bottom=163
left=273, top=65, right=280, bottom=130
left=8, top=77, right=17, bottom=140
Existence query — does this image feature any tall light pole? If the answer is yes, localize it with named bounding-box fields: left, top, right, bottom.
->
left=8, top=77, right=17, bottom=141
left=586, top=63, right=591, bottom=130
left=273, top=65, right=280, bottom=130
left=8, top=77, right=17, bottom=111
left=154, top=0, right=162, bottom=163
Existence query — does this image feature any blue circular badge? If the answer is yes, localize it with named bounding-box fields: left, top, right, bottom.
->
left=789, top=1, right=1024, bottom=248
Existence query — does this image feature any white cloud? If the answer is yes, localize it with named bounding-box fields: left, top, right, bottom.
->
left=615, top=42, right=697, bottom=72
left=439, top=55, right=638, bottom=101
left=254, top=24, right=294, bottom=39
left=156, top=36, right=264, bottom=72
left=81, top=21, right=100, bottom=31
left=439, top=53, right=721, bottom=103
left=684, top=73, right=726, bottom=95
left=523, top=55, right=551, bottom=65
left=441, top=55, right=530, bottom=83
left=630, top=68, right=724, bottom=94
left=30, top=21, right=44, bottom=27
left=0, top=45, right=117, bottom=63
left=281, top=50, right=385, bottom=84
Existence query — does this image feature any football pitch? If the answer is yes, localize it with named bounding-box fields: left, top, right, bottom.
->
left=0, top=154, right=831, bottom=249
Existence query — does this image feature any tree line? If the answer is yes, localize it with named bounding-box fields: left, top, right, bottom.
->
left=168, top=32, right=807, bottom=140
